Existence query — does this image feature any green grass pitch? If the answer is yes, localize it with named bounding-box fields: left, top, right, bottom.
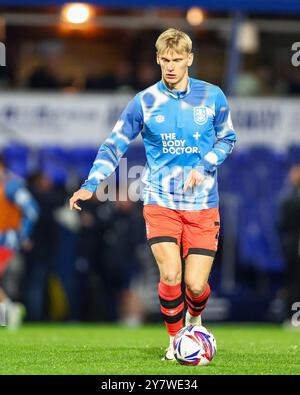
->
left=0, top=323, right=299, bottom=375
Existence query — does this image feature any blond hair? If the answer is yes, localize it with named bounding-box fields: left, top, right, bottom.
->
left=155, top=28, right=192, bottom=55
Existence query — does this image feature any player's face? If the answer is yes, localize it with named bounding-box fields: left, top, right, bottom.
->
left=157, top=50, right=193, bottom=90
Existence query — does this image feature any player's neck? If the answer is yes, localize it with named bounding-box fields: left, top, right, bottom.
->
left=163, top=75, right=189, bottom=92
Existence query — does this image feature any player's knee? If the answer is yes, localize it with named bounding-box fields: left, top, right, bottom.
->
left=185, top=282, right=206, bottom=297
left=151, top=243, right=181, bottom=284
left=160, top=271, right=181, bottom=285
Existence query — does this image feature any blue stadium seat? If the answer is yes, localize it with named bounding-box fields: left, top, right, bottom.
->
left=124, top=145, right=146, bottom=165
left=222, top=146, right=293, bottom=272
left=68, top=147, right=98, bottom=181
left=288, top=146, right=300, bottom=165
left=39, top=146, right=70, bottom=185
left=3, top=144, right=29, bottom=178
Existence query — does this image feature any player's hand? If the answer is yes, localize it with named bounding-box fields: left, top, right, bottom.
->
left=183, top=169, right=205, bottom=192
left=69, top=189, right=93, bottom=211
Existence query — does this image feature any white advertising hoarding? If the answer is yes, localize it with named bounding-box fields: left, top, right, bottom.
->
left=0, top=93, right=300, bottom=149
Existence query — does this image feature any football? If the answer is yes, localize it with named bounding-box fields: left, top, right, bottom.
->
left=173, top=325, right=217, bottom=366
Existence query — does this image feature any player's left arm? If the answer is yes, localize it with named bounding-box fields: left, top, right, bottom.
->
left=201, top=87, right=237, bottom=173
left=6, top=179, right=39, bottom=246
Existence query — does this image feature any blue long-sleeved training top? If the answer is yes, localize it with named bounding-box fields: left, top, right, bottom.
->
left=0, top=173, right=39, bottom=251
left=81, top=77, right=237, bottom=210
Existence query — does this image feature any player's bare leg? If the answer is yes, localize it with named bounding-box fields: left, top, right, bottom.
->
left=0, top=286, right=25, bottom=329
left=0, top=287, right=6, bottom=303
left=150, top=242, right=183, bottom=360
left=0, top=249, right=26, bottom=330
left=151, top=242, right=182, bottom=285
left=184, top=254, right=214, bottom=326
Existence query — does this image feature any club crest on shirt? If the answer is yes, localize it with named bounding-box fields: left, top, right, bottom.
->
left=194, top=106, right=208, bottom=125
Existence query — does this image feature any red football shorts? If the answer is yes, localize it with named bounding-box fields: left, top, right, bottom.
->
left=143, top=204, right=220, bottom=259
left=0, top=247, right=14, bottom=278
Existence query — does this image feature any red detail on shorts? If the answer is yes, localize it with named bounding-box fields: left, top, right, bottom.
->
left=143, top=204, right=220, bottom=258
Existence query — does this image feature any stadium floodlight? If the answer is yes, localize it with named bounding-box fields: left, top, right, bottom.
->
left=186, top=7, right=204, bottom=26
left=61, top=3, right=93, bottom=24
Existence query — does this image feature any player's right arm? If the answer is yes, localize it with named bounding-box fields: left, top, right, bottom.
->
left=69, top=95, right=143, bottom=211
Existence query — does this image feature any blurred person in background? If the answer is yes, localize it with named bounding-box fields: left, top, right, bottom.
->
left=276, top=63, right=300, bottom=96
left=76, top=195, right=112, bottom=321
left=23, top=171, right=64, bottom=321
left=26, top=41, right=70, bottom=91
left=101, top=196, right=145, bottom=326
left=85, top=59, right=134, bottom=92
left=132, top=60, right=160, bottom=91
left=0, top=154, right=38, bottom=328
left=77, top=190, right=145, bottom=325
left=112, top=60, right=135, bottom=92
left=70, top=28, right=236, bottom=360
left=85, top=59, right=113, bottom=91
left=235, top=64, right=275, bottom=96
left=286, top=67, right=300, bottom=95
left=278, top=165, right=300, bottom=325
left=235, top=65, right=262, bottom=96
left=27, top=54, right=66, bottom=90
